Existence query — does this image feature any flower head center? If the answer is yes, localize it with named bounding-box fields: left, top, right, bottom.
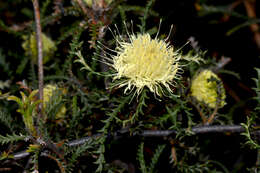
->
left=112, top=33, right=180, bottom=95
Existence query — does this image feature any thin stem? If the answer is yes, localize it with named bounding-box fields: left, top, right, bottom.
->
left=11, top=125, right=260, bottom=161
left=243, top=0, right=260, bottom=50
left=256, top=149, right=260, bottom=167
left=194, top=104, right=207, bottom=124
left=75, top=0, right=88, bottom=15
left=206, top=106, right=219, bottom=124
left=32, top=0, right=44, bottom=119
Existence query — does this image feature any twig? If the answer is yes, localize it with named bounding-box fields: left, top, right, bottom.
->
left=213, top=56, right=231, bottom=72
left=10, top=125, right=260, bottom=161
left=243, top=0, right=260, bottom=50
left=41, top=153, right=66, bottom=173
left=206, top=106, right=218, bottom=124
left=32, top=0, right=44, bottom=119
left=256, top=149, right=260, bottom=167
left=23, top=157, right=32, bottom=173
left=0, top=168, right=12, bottom=171
left=193, top=104, right=207, bottom=124
left=75, top=0, right=88, bottom=15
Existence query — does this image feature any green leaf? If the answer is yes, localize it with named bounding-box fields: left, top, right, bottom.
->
left=74, top=51, right=93, bottom=72
left=148, top=144, right=166, bottom=173
left=7, top=95, right=23, bottom=109
left=137, top=142, right=147, bottom=173
left=0, top=133, right=26, bottom=145
left=227, top=19, right=260, bottom=36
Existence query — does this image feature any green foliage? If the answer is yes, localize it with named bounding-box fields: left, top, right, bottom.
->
left=41, top=0, right=52, bottom=16
left=137, top=142, right=147, bottom=173
left=240, top=68, right=260, bottom=150
left=68, top=29, right=84, bottom=60
left=0, top=48, right=11, bottom=76
left=226, top=19, right=260, bottom=36
left=30, top=146, right=41, bottom=173
left=0, top=133, right=26, bottom=145
left=241, top=117, right=260, bottom=149
left=137, top=142, right=166, bottom=173
left=92, top=95, right=132, bottom=172
left=0, top=110, right=15, bottom=132
left=66, top=138, right=95, bottom=172
left=16, top=57, right=29, bottom=75
left=123, top=89, right=149, bottom=125
left=74, top=51, right=94, bottom=72
left=0, top=0, right=260, bottom=172
left=252, top=68, right=260, bottom=109
left=67, top=95, right=82, bottom=136
left=148, top=144, right=166, bottom=173
left=198, top=4, right=248, bottom=19
left=198, top=1, right=260, bottom=36
left=56, top=21, right=82, bottom=45
left=138, top=0, right=155, bottom=33
left=94, top=137, right=106, bottom=173
left=176, top=161, right=226, bottom=173
left=7, top=90, right=40, bottom=135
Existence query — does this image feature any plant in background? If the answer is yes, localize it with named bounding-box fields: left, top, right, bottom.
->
left=190, top=70, right=226, bottom=109
left=0, top=80, right=10, bottom=90
left=22, top=32, right=56, bottom=64
left=241, top=68, right=260, bottom=151
left=7, top=90, right=40, bottom=136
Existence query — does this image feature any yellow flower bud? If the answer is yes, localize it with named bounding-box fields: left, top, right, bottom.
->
left=36, top=84, right=66, bottom=119
left=22, top=33, right=56, bottom=64
left=190, top=70, right=226, bottom=108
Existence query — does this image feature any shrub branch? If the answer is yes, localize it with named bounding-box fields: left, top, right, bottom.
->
left=32, top=0, right=44, bottom=119
left=9, top=124, right=260, bottom=161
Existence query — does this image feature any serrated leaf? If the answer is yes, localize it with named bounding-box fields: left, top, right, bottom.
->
left=74, top=51, right=93, bottom=72
left=0, top=133, right=26, bottom=145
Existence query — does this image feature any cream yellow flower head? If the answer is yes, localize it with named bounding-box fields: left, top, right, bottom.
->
left=106, top=32, right=182, bottom=97
left=190, top=70, right=226, bottom=108
left=73, top=23, right=203, bottom=97
left=22, top=33, right=56, bottom=64
left=36, top=84, right=66, bottom=119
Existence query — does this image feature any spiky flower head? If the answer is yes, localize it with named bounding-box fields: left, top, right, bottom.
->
left=22, top=33, right=56, bottom=64
left=190, top=70, right=226, bottom=108
left=110, top=33, right=181, bottom=96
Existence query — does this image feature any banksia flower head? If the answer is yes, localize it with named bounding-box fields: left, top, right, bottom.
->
left=22, top=33, right=56, bottom=64
left=190, top=70, right=226, bottom=108
left=105, top=31, right=182, bottom=97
